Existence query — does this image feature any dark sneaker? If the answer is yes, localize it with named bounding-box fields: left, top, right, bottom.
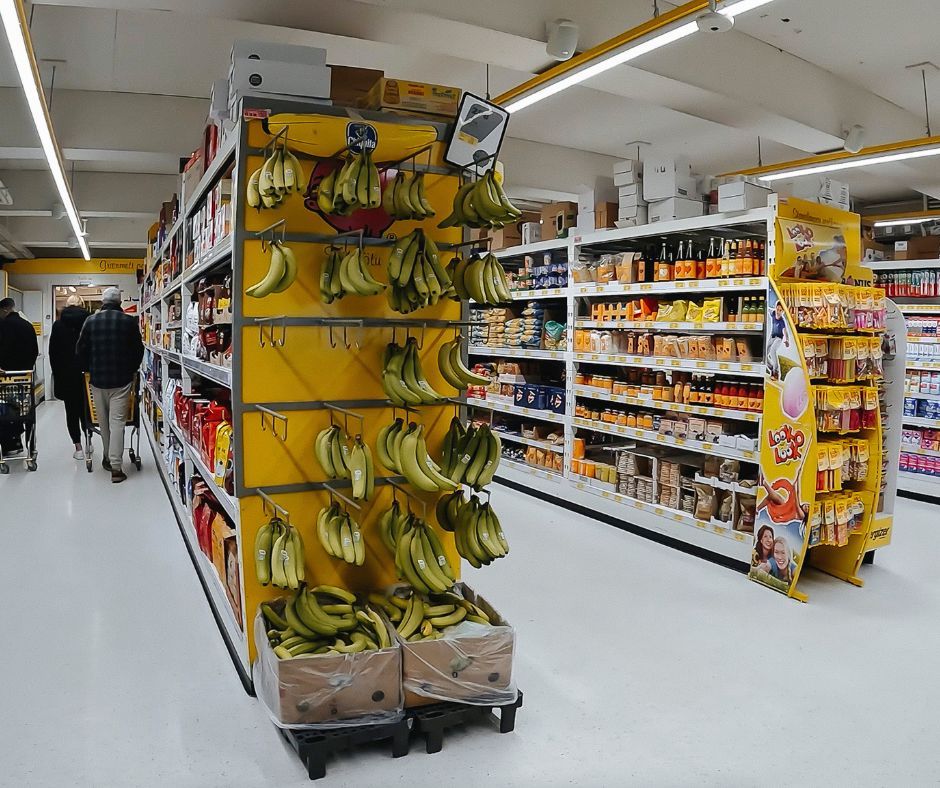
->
left=102, top=459, right=112, bottom=471
left=111, top=470, right=127, bottom=484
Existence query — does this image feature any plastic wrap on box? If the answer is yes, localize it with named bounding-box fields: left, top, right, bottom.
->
left=391, top=584, right=516, bottom=707
left=253, top=604, right=404, bottom=729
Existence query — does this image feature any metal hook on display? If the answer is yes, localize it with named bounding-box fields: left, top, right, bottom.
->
left=386, top=478, right=427, bottom=520
left=254, top=218, right=287, bottom=250
left=324, top=402, right=365, bottom=436
left=323, top=481, right=362, bottom=512
left=255, top=405, right=289, bottom=442
left=254, top=316, right=287, bottom=348
left=258, top=488, right=291, bottom=524
left=377, top=142, right=436, bottom=175
left=442, top=237, right=494, bottom=252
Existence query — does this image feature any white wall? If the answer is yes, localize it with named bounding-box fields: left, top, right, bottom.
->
left=501, top=137, right=620, bottom=194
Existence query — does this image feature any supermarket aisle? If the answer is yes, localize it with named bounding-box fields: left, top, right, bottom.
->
left=4, top=402, right=940, bottom=786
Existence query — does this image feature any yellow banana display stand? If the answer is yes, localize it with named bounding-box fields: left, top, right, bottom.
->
left=749, top=198, right=892, bottom=601
left=236, top=113, right=465, bottom=662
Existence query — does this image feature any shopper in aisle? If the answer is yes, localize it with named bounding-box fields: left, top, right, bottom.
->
left=49, top=295, right=91, bottom=460
left=76, top=288, right=144, bottom=483
left=0, top=297, right=40, bottom=455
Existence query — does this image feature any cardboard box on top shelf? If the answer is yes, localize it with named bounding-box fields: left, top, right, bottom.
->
left=541, top=201, right=578, bottom=240
left=228, top=59, right=332, bottom=108
left=615, top=208, right=649, bottom=229
left=594, top=201, right=618, bottom=229
left=792, top=176, right=849, bottom=211
left=209, top=78, right=229, bottom=121
left=619, top=191, right=648, bottom=209
left=618, top=202, right=648, bottom=219
left=231, top=39, right=328, bottom=67
left=488, top=222, right=523, bottom=251
left=895, top=236, right=940, bottom=260
left=861, top=237, right=891, bottom=262
left=648, top=196, right=704, bottom=223
left=395, top=584, right=515, bottom=708
left=718, top=181, right=773, bottom=213
left=180, top=150, right=203, bottom=208
left=613, top=158, right=642, bottom=177
left=577, top=177, right=618, bottom=216
left=330, top=64, right=383, bottom=109
left=643, top=156, right=696, bottom=202
left=362, top=78, right=461, bottom=118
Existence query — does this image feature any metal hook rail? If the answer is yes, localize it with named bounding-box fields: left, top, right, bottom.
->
left=324, top=401, right=365, bottom=435
left=323, top=481, right=362, bottom=511
left=386, top=478, right=428, bottom=519
left=249, top=316, right=488, bottom=349
left=255, top=404, right=289, bottom=441
left=253, top=218, right=287, bottom=249
left=258, top=488, right=291, bottom=523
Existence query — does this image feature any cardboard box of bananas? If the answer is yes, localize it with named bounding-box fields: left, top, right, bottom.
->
left=368, top=584, right=516, bottom=707
left=254, top=591, right=403, bottom=726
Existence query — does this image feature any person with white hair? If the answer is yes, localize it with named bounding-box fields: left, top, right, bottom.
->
left=75, top=288, right=144, bottom=483
left=49, top=294, right=91, bottom=458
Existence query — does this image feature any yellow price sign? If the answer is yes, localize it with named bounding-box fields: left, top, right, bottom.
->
left=719, top=280, right=730, bottom=287
left=719, top=362, right=730, bottom=370
left=696, top=361, right=706, bottom=368
left=672, top=512, right=683, bottom=521
left=655, top=359, right=665, bottom=366
left=602, top=491, right=611, bottom=499
left=675, top=281, right=687, bottom=289
left=640, top=284, right=652, bottom=291
left=670, top=360, right=681, bottom=367
left=656, top=434, right=665, bottom=442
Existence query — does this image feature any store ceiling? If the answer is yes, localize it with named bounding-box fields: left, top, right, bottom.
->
left=1, top=0, right=938, bottom=259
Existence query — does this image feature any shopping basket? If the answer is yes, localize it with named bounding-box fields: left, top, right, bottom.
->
left=82, top=373, right=142, bottom=473
left=0, top=370, right=38, bottom=473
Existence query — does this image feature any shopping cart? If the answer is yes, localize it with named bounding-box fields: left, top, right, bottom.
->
left=0, top=370, right=38, bottom=473
left=82, top=373, right=142, bottom=474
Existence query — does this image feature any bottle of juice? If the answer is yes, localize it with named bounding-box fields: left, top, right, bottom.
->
left=757, top=242, right=765, bottom=275
left=736, top=384, right=748, bottom=409
left=748, top=384, right=761, bottom=411
left=683, top=376, right=692, bottom=403
left=705, top=238, right=717, bottom=278
left=701, top=378, right=713, bottom=405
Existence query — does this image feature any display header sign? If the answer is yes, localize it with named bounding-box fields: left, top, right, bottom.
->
left=3, top=258, right=145, bottom=275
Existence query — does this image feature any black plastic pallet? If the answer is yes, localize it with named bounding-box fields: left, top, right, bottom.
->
left=410, top=691, right=523, bottom=754
left=281, top=691, right=523, bottom=780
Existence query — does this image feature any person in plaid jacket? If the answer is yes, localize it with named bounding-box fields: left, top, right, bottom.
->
left=76, top=288, right=144, bottom=483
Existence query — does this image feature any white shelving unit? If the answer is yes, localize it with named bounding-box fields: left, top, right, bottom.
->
left=471, top=207, right=774, bottom=563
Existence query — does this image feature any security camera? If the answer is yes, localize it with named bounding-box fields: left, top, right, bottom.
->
left=843, top=125, right=866, bottom=154
left=696, top=10, right=734, bottom=33
left=546, top=19, right=578, bottom=61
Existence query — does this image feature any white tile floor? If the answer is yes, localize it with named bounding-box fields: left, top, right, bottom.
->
left=3, top=401, right=940, bottom=786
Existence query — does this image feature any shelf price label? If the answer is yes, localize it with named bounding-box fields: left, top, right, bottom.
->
left=719, top=362, right=730, bottom=370
left=696, top=361, right=706, bottom=368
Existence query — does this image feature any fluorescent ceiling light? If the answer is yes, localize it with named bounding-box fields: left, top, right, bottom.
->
left=759, top=144, right=940, bottom=182
left=873, top=216, right=940, bottom=228
left=505, top=22, right=698, bottom=113
left=0, top=0, right=89, bottom=260
left=719, top=0, right=776, bottom=17
left=503, top=0, right=774, bottom=114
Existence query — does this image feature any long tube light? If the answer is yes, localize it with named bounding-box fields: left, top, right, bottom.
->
left=873, top=216, right=940, bottom=228
left=499, top=0, right=775, bottom=114
left=0, top=0, right=89, bottom=260
left=759, top=144, right=940, bottom=183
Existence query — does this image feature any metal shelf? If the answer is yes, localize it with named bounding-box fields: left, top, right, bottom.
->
left=466, top=397, right=565, bottom=423
left=572, top=416, right=759, bottom=463
left=907, top=360, right=940, bottom=371
left=468, top=345, right=566, bottom=360
left=868, top=259, right=940, bottom=270
left=184, top=134, right=237, bottom=219
left=576, top=319, right=763, bottom=333
left=573, top=385, right=762, bottom=422
left=903, top=390, right=940, bottom=402
left=903, top=416, right=938, bottom=429
left=496, top=431, right=565, bottom=453
left=900, top=444, right=940, bottom=458
left=151, top=214, right=184, bottom=272
left=493, top=238, right=569, bottom=259
left=184, top=237, right=234, bottom=285
left=498, top=457, right=564, bottom=480
left=182, top=355, right=232, bottom=388
left=142, top=417, right=248, bottom=665
left=897, top=303, right=940, bottom=314
left=572, top=276, right=767, bottom=298
left=147, top=344, right=182, bottom=363
left=573, top=352, right=764, bottom=377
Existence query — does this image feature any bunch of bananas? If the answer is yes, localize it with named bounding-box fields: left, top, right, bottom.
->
left=377, top=500, right=455, bottom=593
left=260, top=587, right=392, bottom=659
left=376, top=419, right=458, bottom=493
left=314, top=425, right=374, bottom=500
left=382, top=171, right=435, bottom=220
left=254, top=517, right=306, bottom=588
left=440, top=419, right=501, bottom=489
left=319, top=245, right=385, bottom=303
left=386, top=230, right=455, bottom=314
left=437, top=336, right=490, bottom=390
left=436, top=491, right=509, bottom=568
left=246, top=241, right=298, bottom=298
left=247, top=144, right=306, bottom=210
left=447, top=252, right=512, bottom=304
left=381, top=338, right=445, bottom=406
left=316, top=151, right=382, bottom=216
left=369, top=588, right=492, bottom=642
left=315, top=502, right=366, bottom=566
left=439, top=170, right=522, bottom=229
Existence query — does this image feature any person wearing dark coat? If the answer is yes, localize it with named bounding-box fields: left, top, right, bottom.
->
left=0, top=296, right=40, bottom=455
left=49, top=295, right=91, bottom=458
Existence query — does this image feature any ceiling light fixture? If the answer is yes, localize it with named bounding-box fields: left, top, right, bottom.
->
left=498, top=0, right=775, bottom=114
left=0, top=0, right=89, bottom=260
left=872, top=216, right=940, bottom=228
left=758, top=143, right=940, bottom=182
